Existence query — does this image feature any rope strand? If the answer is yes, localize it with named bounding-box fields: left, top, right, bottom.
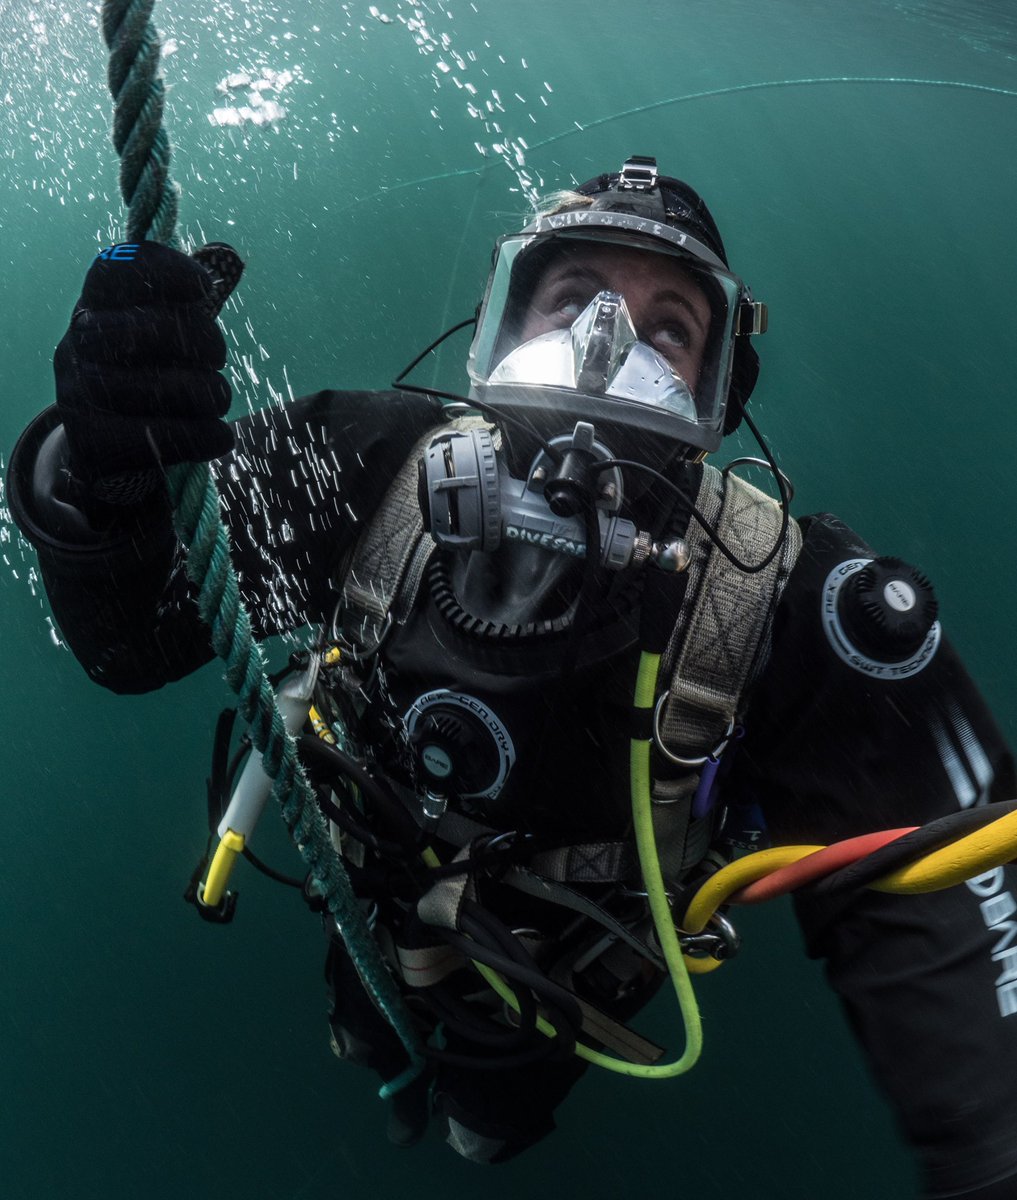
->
left=98, top=0, right=423, bottom=1077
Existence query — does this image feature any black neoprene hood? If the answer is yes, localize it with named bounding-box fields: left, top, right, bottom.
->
left=575, top=158, right=731, bottom=267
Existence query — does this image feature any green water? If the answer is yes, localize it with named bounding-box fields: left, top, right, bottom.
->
left=2, top=1, right=1016, bottom=1196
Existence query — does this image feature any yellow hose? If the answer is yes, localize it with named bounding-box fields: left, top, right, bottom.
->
left=681, top=805, right=1017, bottom=935
left=417, top=651, right=705, bottom=1078
left=683, top=846, right=822, bottom=933
left=870, top=807, right=1017, bottom=894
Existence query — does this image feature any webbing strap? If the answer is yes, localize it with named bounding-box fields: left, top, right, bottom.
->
left=649, top=774, right=714, bottom=882
left=395, top=942, right=466, bottom=988
left=571, top=997, right=665, bottom=1066
left=340, top=425, right=436, bottom=654
left=412, top=853, right=668, bottom=1065
left=433, top=813, right=698, bottom=897
left=414, top=855, right=662, bottom=973
left=417, top=843, right=477, bottom=932
left=339, top=415, right=491, bottom=655
left=529, top=841, right=635, bottom=883
left=503, top=866, right=663, bottom=969
left=414, top=846, right=658, bottom=965
left=659, top=464, right=802, bottom=758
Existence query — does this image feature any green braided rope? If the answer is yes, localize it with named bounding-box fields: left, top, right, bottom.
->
left=102, top=0, right=180, bottom=247
left=98, top=0, right=424, bottom=1081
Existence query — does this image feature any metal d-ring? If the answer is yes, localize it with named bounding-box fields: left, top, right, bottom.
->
left=653, top=694, right=736, bottom=767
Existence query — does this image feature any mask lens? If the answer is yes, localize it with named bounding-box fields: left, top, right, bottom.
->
left=468, top=227, right=750, bottom=450
left=490, top=291, right=696, bottom=421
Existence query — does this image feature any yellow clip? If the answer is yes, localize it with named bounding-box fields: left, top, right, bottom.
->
left=201, top=829, right=246, bottom=908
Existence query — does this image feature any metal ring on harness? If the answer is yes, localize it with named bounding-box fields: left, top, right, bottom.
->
left=620, top=885, right=676, bottom=902
left=483, top=830, right=521, bottom=854
left=652, top=696, right=736, bottom=768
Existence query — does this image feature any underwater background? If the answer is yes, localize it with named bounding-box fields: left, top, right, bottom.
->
left=2, top=1, right=1017, bottom=1196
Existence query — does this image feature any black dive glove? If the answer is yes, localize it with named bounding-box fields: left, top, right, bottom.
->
left=54, top=239, right=244, bottom=506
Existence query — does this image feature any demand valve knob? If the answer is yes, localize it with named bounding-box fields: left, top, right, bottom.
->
left=837, top=556, right=939, bottom=660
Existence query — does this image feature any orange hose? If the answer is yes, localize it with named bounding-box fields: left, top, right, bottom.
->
left=730, top=827, right=919, bottom=903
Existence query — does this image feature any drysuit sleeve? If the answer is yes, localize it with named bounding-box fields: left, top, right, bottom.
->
left=6, top=389, right=444, bottom=693
left=727, top=513, right=1017, bottom=1199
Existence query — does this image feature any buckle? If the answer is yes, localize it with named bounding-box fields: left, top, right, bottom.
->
left=618, top=156, right=658, bottom=192
left=736, top=300, right=768, bottom=336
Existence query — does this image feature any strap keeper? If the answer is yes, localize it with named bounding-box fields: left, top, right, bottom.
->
left=736, top=300, right=768, bottom=336
left=630, top=706, right=656, bottom=742
left=618, top=156, right=659, bottom=191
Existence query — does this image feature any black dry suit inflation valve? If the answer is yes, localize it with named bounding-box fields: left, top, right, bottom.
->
left=418, top=420, right=688, bottom=572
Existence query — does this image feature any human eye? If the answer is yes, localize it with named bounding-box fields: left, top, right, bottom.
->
left=647, top=321, right=693, bottom=362
left=541, top=288, right=589, bottom=326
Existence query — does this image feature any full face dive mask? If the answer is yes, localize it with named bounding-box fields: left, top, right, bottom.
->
left=418, top=157, right=767, bottom=571
left=467, top=156, right=766, bottom=463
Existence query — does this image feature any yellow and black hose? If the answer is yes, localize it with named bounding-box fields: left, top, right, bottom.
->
left=683, top=800, right=1017, bottom=944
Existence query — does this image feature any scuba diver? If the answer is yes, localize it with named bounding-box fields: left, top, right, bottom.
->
left=8, top=155, right=1017, bottom=1197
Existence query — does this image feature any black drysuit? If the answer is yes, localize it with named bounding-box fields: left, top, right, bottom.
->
left=9, top=389, right=1017, bottom=1195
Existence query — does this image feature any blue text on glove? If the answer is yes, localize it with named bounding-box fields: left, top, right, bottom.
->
left=94, top=243, right=140, bottom=262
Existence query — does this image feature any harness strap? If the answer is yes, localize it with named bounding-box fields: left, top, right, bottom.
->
left=417, top=837, right=655, bottom=962
left=395, top=943, right=467, bottom=988
left=649, top=773, right=699, bottom=881
left=417, top=842, right=478, bottom=931
left=433, top=815, right=699, bottom=898
left=502, top=866, right=663, bottom=969
left=570, top=998, right=665, bottom=1066
left=529, top=841, right=635, bottom=883
left=435, top=808, right=500, bottom=848
left=658, top=463, right=802, bottom=759
left=411, top=845, right=666, bottom=1065
left=339, top=425, right=433, bottom=654
left=414, top=849, right=664, bottom=981
left=339, top=415, right=490, bottom=655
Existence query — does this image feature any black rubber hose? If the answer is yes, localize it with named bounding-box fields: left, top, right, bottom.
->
left=807, top=799, right=1017, bottom=896
left=422, top=981, right=539, bottom=1050
left=434, top=921, right=580, bottom=1061
left=460, top=904, right=579, bottom=1060
left=403, top=902, right=541, bottom=1055
left=297, top=734, right=420, bottom=848
left=313, top=784, right=409, bottom=860
left=456, top=907, right=540, bottom=1043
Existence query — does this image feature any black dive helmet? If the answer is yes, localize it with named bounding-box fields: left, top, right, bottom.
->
left=467, top=156, right=767, bottom=469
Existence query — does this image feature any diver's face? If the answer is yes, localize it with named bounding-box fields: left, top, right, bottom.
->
left=517, top=242, right=712, bottom=389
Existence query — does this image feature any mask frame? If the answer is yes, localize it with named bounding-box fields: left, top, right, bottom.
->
left=468, top=219, right=761, bottom=458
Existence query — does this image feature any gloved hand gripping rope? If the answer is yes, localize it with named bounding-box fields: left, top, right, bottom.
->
left=97, top=0, right=424, bottom=1088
